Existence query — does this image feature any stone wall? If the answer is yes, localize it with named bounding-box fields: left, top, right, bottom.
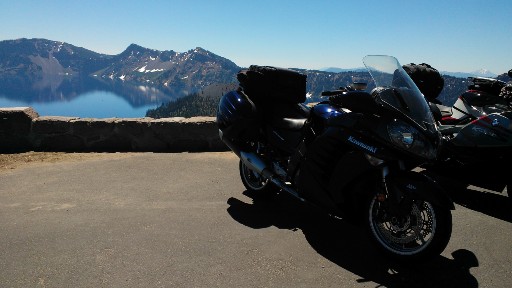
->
left=0, top=107, right=227, bottom=152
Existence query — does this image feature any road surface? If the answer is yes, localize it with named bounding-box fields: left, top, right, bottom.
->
left=0, top=152, right=510, bottom=287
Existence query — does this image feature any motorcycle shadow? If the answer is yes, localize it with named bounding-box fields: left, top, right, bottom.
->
left=227, top=190, right=478, bottom=288
left=449, top=186, right=512, bottom=223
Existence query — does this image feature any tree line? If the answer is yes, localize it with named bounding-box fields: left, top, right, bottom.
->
left=146, top=93, right=220, bottom=118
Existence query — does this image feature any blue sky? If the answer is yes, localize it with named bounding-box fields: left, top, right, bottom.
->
left=1, top=0, right=511, bottom=74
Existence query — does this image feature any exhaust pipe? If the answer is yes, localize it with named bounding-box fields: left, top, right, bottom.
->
left=240, top=151, right=304, bottom=202
left=219, top=130, right=304, bottom=202
left=240, top=151, right=268, bottom=176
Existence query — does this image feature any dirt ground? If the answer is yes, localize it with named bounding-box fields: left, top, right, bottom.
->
left=0, top=151, right=132, bottom=172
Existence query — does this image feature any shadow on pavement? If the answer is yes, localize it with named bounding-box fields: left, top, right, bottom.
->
left=450, top=187, right=512, bottom=223
left=227, top=190, right=478, bottom=288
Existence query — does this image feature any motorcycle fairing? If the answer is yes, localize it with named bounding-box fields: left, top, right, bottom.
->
left=440, top=97, right=475, bottom=124
left=461, top=90, right=506, bottom=108
left=298, top=122, right=394, bottom=210
left=327, top=112, right=420, bottom=161
left=451, top=113, right=512, bottom=147
left=437, top=90, right=510, bottom=126
left=327, top=150, right=376, bottom=206
left=309, top=102, right=347, bottom=135
left=298, top=127, right=349, bottom=210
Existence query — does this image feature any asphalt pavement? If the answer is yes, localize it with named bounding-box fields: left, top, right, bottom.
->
left=0, top=152, right=511, bottom=287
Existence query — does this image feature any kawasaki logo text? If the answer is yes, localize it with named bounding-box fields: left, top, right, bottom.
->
left=348, top=136, right=377, bottom=153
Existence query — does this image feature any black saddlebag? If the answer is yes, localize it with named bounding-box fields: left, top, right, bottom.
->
left=237, top=65, right=307, bottom=104
left=217, top=90, right=261, bottom=146
left=468, top=77, right=506, bottom=96
left=403, top=63, right=444, bottom=103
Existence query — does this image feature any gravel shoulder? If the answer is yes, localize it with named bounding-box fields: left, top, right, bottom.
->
left=0, top=151, right=132, bottom=172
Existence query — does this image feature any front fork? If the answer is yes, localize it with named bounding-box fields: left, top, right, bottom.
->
left=375, top=161, right=411, bottom=215
left=376, top=165, right=393, bottom=210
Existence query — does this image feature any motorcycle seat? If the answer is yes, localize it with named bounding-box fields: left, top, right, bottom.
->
left=270, top=117, right=307, bottom=131
left=434, top=103, right=453, bottom=117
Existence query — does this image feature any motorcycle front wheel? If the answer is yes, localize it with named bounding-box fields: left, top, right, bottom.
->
left=365, top=194, right=452, bottom=263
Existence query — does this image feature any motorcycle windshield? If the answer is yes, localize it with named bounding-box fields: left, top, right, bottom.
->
left=363, top=55, right=436, bottom=132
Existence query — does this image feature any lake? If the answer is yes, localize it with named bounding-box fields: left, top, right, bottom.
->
left=0, top=76, right=178, bottom=118
left=0, top=90, right=161, bottom=118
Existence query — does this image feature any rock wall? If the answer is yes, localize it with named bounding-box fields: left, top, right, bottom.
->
left=0, top=107, right=227, bottom=152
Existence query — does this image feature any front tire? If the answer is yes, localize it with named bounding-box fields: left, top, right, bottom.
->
left=365, top=193, right=452, bottom=263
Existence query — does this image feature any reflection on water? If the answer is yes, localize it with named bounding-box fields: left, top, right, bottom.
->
left=0, top=90, right=161, bottom=118
left=0, top=76, right=179, bottom=118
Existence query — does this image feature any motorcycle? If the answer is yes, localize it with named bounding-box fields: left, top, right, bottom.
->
left=434, top=76, right=510, bottom=126
left=217, top=55, right=454, bottom=262
left=406, top=67, right=512, bottom=200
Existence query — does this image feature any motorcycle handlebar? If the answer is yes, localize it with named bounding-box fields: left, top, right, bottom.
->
left=321, top=90, right=346, bottom=96
left=321, top=83, right=367, bottom=96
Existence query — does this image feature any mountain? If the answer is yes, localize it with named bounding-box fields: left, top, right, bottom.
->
left=0, top=38, right=240, bottom=99
left=441, top=69, right=497, bottom=79
left=497, top=71, right=512, bottom=83
left=0, top=38, right=375, bottom=104
left=324, top=66, right=499, bottom=79
left=321, top=67, right=366, bottom=73
left=0, top=38, right=492, bottom=117
left=93, top=44, right=240, bottom=96
left=0, top=38, right=112, bottom=77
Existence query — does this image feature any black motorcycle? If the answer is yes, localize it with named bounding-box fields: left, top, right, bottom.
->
left=217, top=55, right=454, bottom=262
left=411, top=70, right=512, bottom=200
left=434, top=76, right=510, bottom=126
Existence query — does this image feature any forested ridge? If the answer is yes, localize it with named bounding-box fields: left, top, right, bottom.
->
left=146, top=93, right=220, bottom=118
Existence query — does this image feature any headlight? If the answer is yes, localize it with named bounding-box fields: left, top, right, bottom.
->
left=387, top=119, right=437, bottom=159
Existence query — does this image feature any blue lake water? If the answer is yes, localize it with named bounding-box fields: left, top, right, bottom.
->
left=0, top=76, right=178, bottom=118
left=0, top=90, right=160, bottom=118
